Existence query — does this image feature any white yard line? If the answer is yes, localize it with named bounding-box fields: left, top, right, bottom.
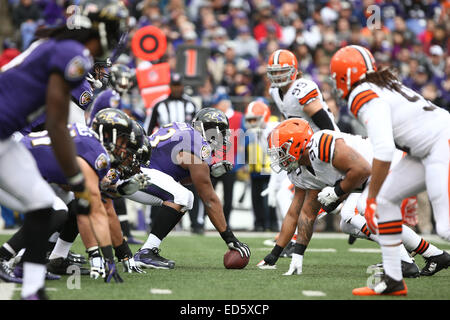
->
left=348, top=248, right=382, bottom=253
left=255, top=248, right=336, bottom=252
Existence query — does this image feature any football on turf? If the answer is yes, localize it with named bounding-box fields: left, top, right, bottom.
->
left=223, top=249, right=249, bottom=269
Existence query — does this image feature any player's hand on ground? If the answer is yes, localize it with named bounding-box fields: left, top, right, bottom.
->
left=89, top=256, right=106, bottom=279
left=256, top=253, right=278, bottom=269
left=104, top=260, right=123, bottom=283
left=283, top=253, right=303, bottom=275
left=121, top=257, right=146, bottom=274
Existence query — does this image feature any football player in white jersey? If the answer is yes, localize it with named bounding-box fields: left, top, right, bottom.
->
left=257, top=119, right=449, bottom=281
left=266, top=49, right=338, bottom=132
left=330, top=45, right=450, bottom=296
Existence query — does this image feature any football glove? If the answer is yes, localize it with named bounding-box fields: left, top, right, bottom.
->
left=117, top=173, right=151, bottom=196
left=104, top=260, right=123, bottom=283
left=220, top=227, right=250, bottom=258
left=365, top=198, right=378, bottom=234
left=283, top=253, right=303, bottom=275
left=261, top=186, right=277, bottom=208
left=210, top=161, right=233, bottom=178
left=89, top=256, right=106, bottom=280
left=317, top=186, right=339, bottom=207
left=121, top=257, right=146, bottom=274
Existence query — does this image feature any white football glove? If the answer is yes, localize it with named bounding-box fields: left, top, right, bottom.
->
left=283, top=253, right=303, bottom=275
left=317, top=186, right=339, bottom=206
left=89, top=256, right=106, bottom=279
left=121, top=257, right=146, bottom=274
left=261, top=187, right=277, bottom=208
left=117, top=173, right=151, bottom=196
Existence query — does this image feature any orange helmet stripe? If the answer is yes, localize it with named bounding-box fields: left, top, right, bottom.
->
left=299, top=89, right=319, bottom=105
left=350, top=89, right=379, bottom=117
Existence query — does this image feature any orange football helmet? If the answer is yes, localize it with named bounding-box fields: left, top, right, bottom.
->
left=245, top=100, right=271, bottom=129
left=267, top=49, right=298, bottom=88
left=330, top=45, right=377, bottom=99
left=267, top=118, right=313, bottom=173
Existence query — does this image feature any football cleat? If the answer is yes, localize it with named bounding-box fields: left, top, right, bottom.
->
left=348, top=235, right=357, bottom=245
left=280, top=242, right=295, bottom=258
left=13, top=263, right=61, bottom=281
left=0, top=259, right=22, bottom=283
left=352, top=274, right=407, bottom=296
left=256, top=260, right=277, bottom=270
left=47, top=257, right=90, bottom=275
left=368, top=260, right=420, bottom=278
left=21, top=287, right=49, bottom=300
left=67, top=251, right=87, bottom=265
left=133, top=248, right=175, bottom=269
left=420, top=251, right=450, bottom=276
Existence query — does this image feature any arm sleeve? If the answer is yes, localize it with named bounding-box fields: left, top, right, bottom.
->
left=311, top=108, right=336, bottom=130
left=358, top=98, right=396, bottom=162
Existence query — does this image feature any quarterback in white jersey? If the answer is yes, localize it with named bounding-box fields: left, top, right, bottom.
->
left=267, top=49, right=339, bottom=132
left=331, top=45, right=450, bottom=296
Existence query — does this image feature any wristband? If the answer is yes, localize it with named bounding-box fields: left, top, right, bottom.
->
left=334, top=182, right=346, bottom=197
left=86, top=246, right=101, bottom=258
left=271, top=244, right=284, bottom=258
left=220, top=226, right=237, bottom=243
left=293, top=243, right=307, bottom=255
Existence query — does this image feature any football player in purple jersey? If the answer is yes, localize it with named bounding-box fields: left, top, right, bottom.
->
left=129, top=108, right=250, bottom=269
left=0, top=1, right=129, bottom=299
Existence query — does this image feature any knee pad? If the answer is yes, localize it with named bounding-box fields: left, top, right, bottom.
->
left=175, top=189, right=194, bottom=213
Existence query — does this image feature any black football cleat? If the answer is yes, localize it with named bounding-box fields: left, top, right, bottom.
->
left=67, top=251, right=87, bottom=265
left=134, top=248, right=175, bottom=269
left=353, top=274, right=407, bottom=296
left=47, top=257, right=90, bottom=275
left=348, top=235, right=357, bottom=245
left=420, top=251, right=450, bottom=276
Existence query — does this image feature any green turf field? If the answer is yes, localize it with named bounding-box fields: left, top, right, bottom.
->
left=1, top=232, right=449, bottom=300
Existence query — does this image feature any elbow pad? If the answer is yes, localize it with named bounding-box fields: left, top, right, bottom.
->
left=311, top=108, right=336, bottom=130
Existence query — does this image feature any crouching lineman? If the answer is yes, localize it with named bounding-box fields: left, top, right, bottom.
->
left=330, top=45, right=450, bottom=296
left=125, top=108, right=250, bottom=269
left=257, top=119, right=449, bottom=281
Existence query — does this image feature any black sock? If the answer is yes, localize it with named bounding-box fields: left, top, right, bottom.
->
left=21, top=208, right=52, bottom=265
left=59, top=203, right=79, bottom=243
left=100, top=245, right=114, bottom=263
left=120, top=220, right=131, bottom=238
left=0, top=246, right=14, bottom=261
left=150, top=205, right=184, bottom=241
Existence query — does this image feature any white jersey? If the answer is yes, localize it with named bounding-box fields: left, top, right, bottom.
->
left=269, top=78, right=339, bottom=133
left=307, top=130, right=373, bottom=188
left=348, top=82, right=450, bottom=161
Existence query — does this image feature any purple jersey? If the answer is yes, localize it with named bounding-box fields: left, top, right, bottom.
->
left=87, top=89, right=121, bottom=126
left=20, top=79, right=93, bottom=135
left=145, top=122, right=212, bottom=183
left=0, top=39, right=92, bottom=139
left=21, top=123, right=110, bottom=185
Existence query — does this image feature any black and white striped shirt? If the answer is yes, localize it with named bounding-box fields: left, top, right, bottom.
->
left=144, top=93, right=199, bottom=135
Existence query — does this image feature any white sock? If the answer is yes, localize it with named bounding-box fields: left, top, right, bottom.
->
left=142, top=233, right=161, bottom=250
left=381, top=245, right=403, bottom=281
left=421, top=242, right=443, bottom=258
left=48, top=238, right=73, bottom=260
left=21, top=262, right=46, bottom=298
left=402, top=226, right=443, bottom=258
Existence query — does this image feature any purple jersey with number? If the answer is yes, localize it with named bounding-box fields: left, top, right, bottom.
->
left=21, top=123, right=110, bottom=185
left=87, top=89, right=121, bottom=126
left=0, top=39, right=92, bottom=139
left=20, top=79, right=93, bottom=135
left=145, top=122, right=212, bottom=183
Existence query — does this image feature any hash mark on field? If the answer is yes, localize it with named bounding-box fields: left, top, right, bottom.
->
left=302, top=290, right=326, bottom=297
left=348, top=248, right=381, bottom=253
left=150, top=288, right=172, bottom=295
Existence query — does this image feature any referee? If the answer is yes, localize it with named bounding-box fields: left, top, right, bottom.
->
left=144, top=72, right=198, bottom=134
left=143, top=72, right=205, bottom=234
